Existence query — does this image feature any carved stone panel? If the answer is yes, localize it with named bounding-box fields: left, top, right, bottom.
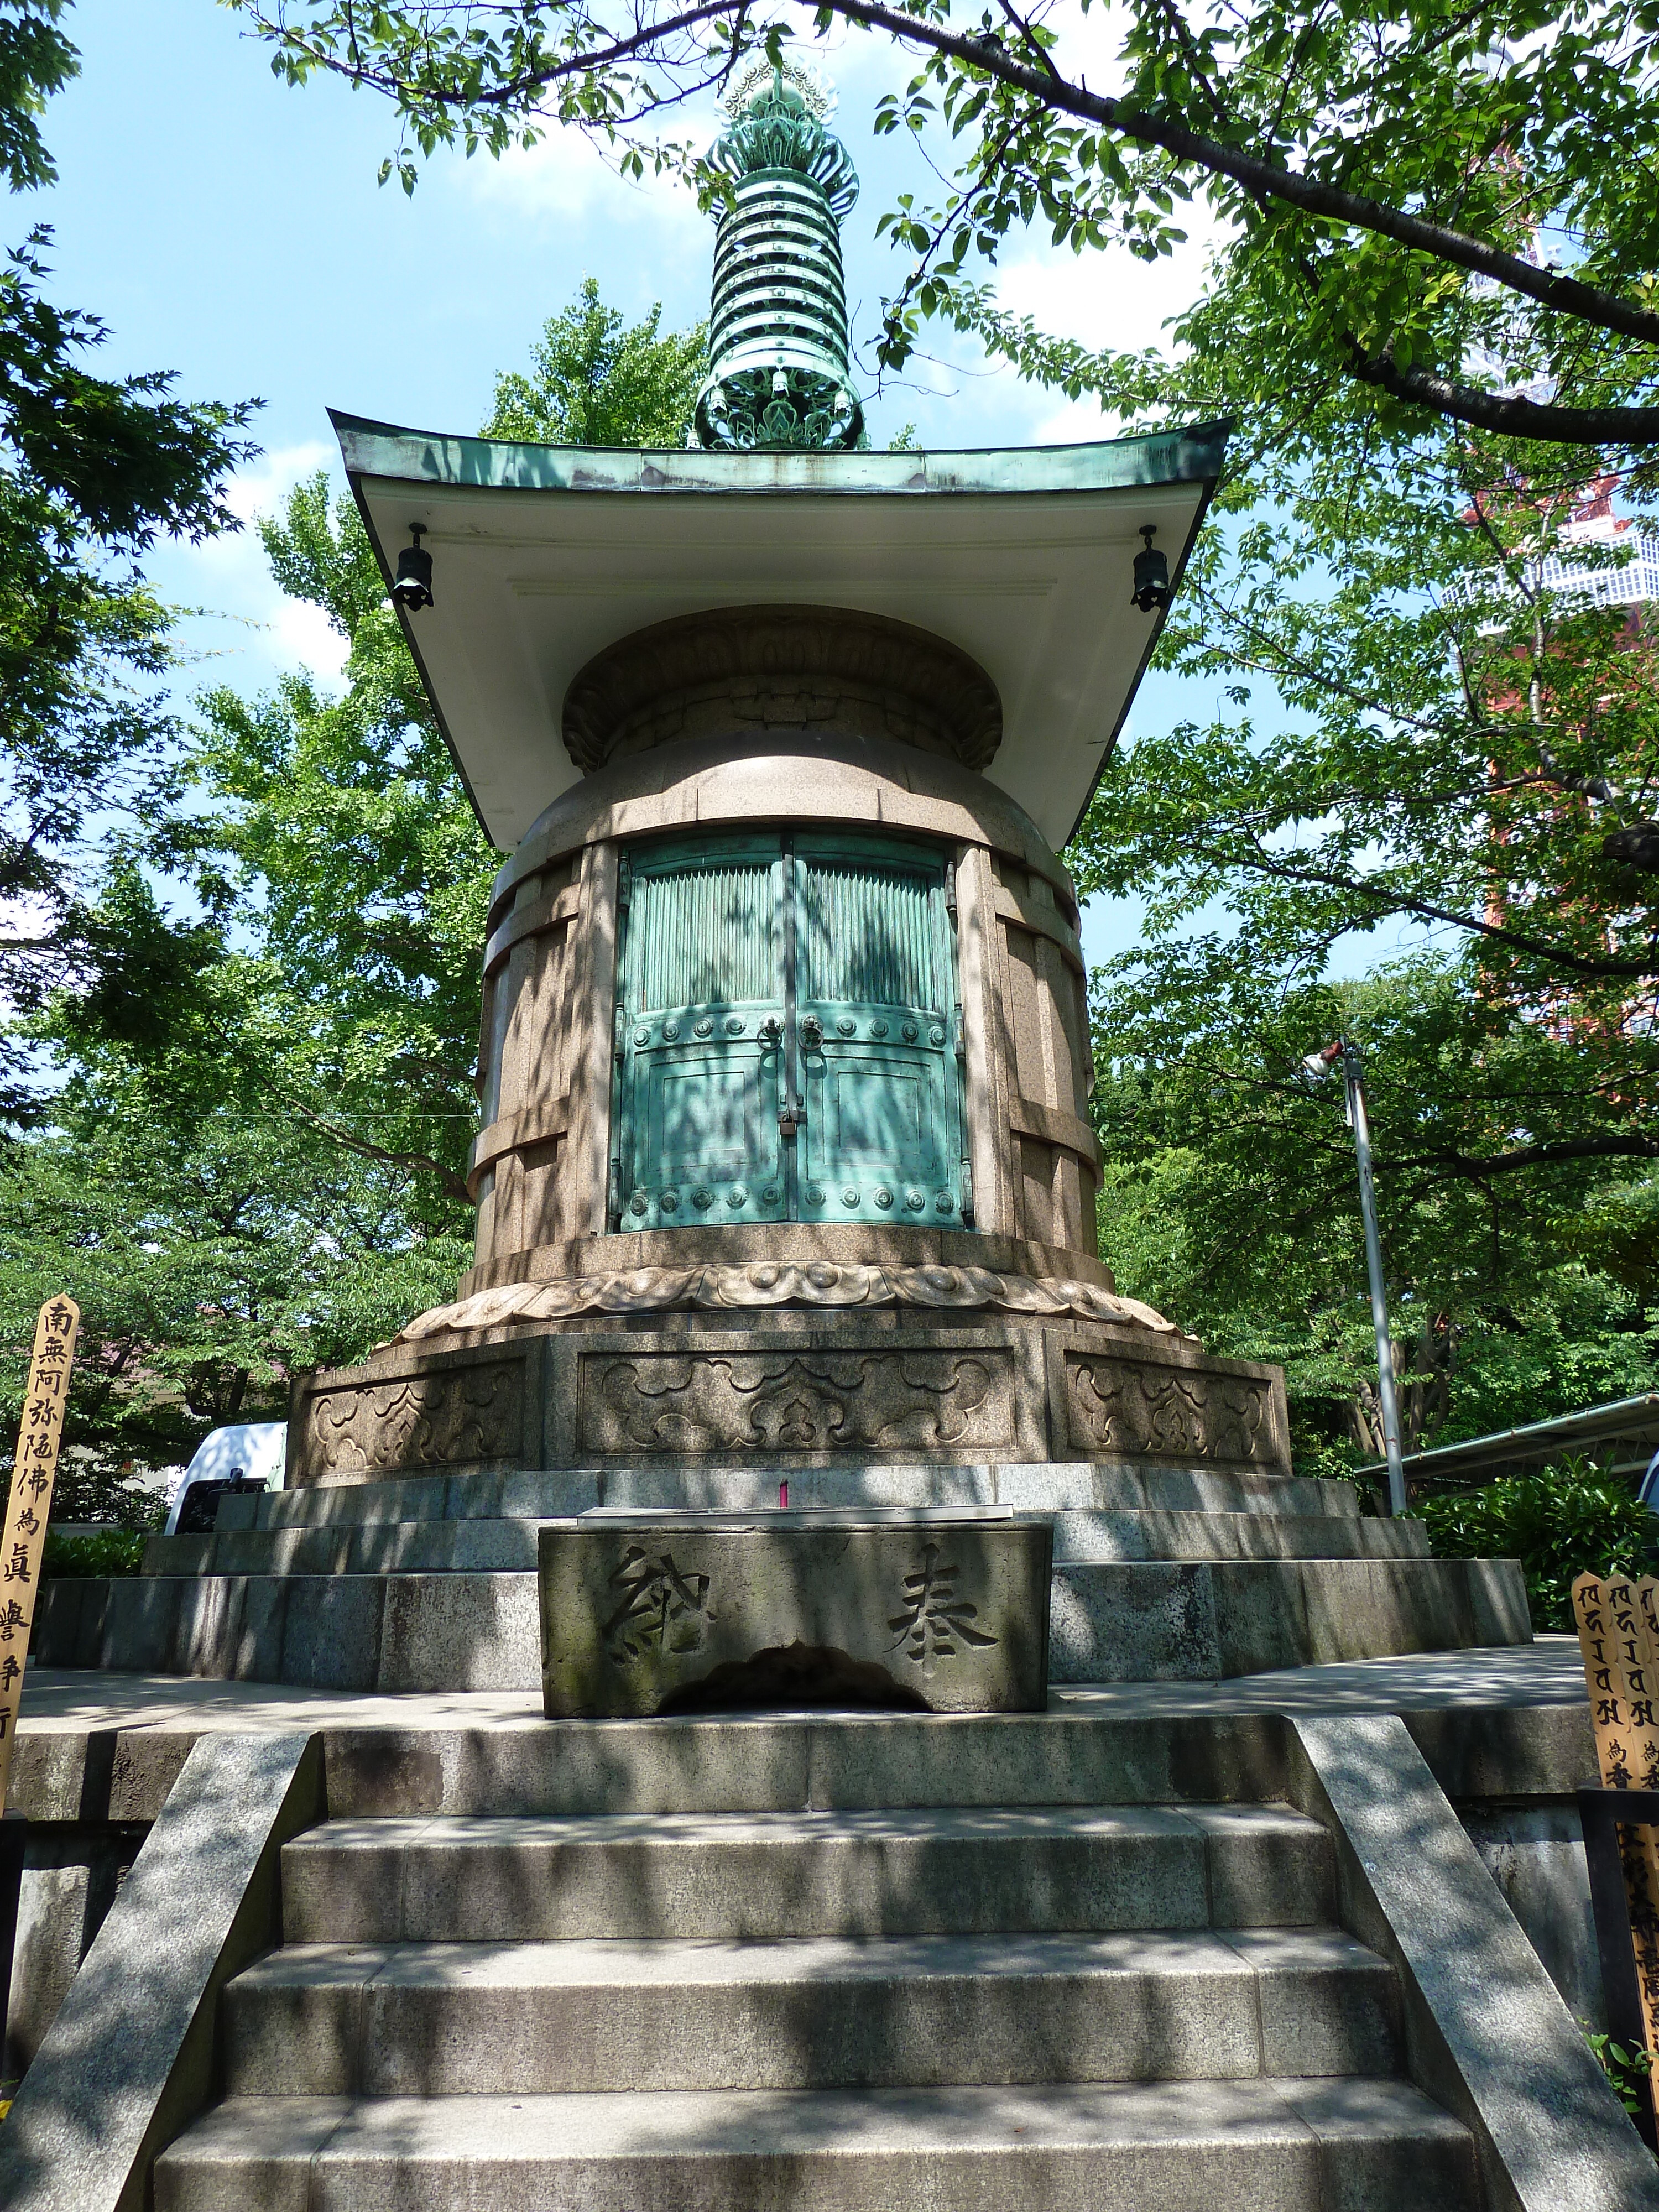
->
left=306, top=1359, right=526, bottom=1477
left=578, top=1347, right=1016, bottom=1456
left=1065, top=1354, right=1276, bottom=1466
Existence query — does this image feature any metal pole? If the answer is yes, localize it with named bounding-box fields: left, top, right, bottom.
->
left=1342, top=1043, right=1408, bottom=1516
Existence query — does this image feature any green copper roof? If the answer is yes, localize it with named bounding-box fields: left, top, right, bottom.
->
left=335, top=411, right=1230, bottom=854
left=332, top=413, right=1230, bottom=498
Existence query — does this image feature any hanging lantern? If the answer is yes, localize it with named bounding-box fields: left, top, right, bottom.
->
left=1131, top=525, right=1171, bottom=613
left=393, top=524, right=434, bottom=611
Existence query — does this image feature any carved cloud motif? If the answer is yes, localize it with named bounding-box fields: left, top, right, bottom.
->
left=388, top=1262, right=1194, bottom=1348
left=583, top=1350, right=1014, bottom=1454
left=308, top=1363, right=523, bottom=1473
left=1067, top=1357, right=1270, bottom=1465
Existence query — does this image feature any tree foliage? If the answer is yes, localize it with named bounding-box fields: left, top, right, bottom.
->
left=1093, top=954, right=1659, bottom=1471
left=5, top=281, right=703, bottom=1500
left=1418, top=1457, right=1658, bottom=1630
left=4, top=474, right=497, bottom=1498
left=483, top=276, right=705, bottom=446
left=0, top=1, right=254, bottom=1114
left=1071, top=437, right=1659, bottom=1099
left=233, top=0, right=1659, bottom=451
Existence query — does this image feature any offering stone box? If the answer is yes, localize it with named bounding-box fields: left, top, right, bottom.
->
left=538, top=1507, right=1053, bottom=1716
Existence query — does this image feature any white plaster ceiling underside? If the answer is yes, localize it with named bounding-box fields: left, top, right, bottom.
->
left=343, top=430, right=1218, bottom=855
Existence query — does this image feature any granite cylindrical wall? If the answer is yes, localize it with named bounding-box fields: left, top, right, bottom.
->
left=463, top=722, right=1105, bottom=1300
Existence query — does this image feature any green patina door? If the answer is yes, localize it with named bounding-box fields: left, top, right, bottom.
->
left=612, top=830, right=969, bottom=1231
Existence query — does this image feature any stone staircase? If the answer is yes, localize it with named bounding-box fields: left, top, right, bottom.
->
left=34, top=1461, right=1529, bottom=1691
left=152, top=1712, right=1478, bottom=2209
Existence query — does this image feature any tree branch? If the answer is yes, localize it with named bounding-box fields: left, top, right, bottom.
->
left=1388, top=1131, right=1659, bottom=1178
left=1220, top=837, right=1659, bottom=978
left=1343, top=343, right=1659, bottom=446
left=248, top=0, right=1659, bottom=357
left=264, top=1088, right=474, bottom=1208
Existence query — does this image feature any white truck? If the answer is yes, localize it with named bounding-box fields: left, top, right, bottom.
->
left=163, top=1422, right=288, bottom=1536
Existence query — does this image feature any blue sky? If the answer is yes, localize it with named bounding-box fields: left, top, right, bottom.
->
left=21, top=0, right=1408, bottom=978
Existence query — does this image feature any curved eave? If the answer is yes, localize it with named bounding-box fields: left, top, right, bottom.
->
left=335, top=411, right=1230, bottom=854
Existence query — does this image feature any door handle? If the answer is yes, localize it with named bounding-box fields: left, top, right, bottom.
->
left=759, top=1016, right=782, bottom=1045
left=799, top=1014, right=823, bottom=1046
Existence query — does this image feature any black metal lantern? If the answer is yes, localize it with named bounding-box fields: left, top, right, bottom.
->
left=392, top=524, right=434, bottom=612
left=1131, top=524, right=1171, bottom=614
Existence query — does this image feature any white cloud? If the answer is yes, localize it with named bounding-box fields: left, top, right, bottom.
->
left=227, top=441, right=337, bottom=520
left=268, top=596, right=351, bottom=676
left=983, top=198, right=1232, bottom=443
left=998, top=206, right=1227, bottom=362
left=451, top=124, right=705, bottom=237
left=154, top=442, right=352, bottom=692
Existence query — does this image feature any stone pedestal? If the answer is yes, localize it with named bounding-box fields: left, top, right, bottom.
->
left=288, top=1310, right=1287, bottom=1486
left=35, top=1460, right=1531, bottom=1693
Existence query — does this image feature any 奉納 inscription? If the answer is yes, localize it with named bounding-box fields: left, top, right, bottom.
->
left=889, top=1542, right=1000, bottom=1676
left=601, top=1546, right=715, bottom=1663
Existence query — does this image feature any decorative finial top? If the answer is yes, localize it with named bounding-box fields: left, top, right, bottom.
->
left=708, top=56, right=858, bottom=216
left=722, top=54, right=835, bottom=123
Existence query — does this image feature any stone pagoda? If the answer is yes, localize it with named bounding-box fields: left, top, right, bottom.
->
left=40, top=64, right=1526, bottom=1690
left=306, top=60, right=1276, bottom=1485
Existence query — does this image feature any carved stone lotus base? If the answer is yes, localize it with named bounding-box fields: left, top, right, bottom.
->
left=387, top=1263, right=1191, bottom=1347
left=288, top=1301, right=1290, bottom=1489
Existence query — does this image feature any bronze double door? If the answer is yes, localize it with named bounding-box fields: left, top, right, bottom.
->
left=611, top=828, right=969, bottom=1232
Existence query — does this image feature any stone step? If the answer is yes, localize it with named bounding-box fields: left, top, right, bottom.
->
left=316, top=1710, right=1308, bottom=1820
left=154, top=2078, right=1481, bottom=2211
left=143, top=1506, right=1426, bottom=1581
left=212, top=1461, right=1361, bottom=1535
left=281, top=1804, right=1335, bottom=1944
left=1050, top=1511, right=1428, bottom=1563
left=223, top=1928, right=1400, bottom=2095
left=1050, top=1556, right=1528, bottom=1683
